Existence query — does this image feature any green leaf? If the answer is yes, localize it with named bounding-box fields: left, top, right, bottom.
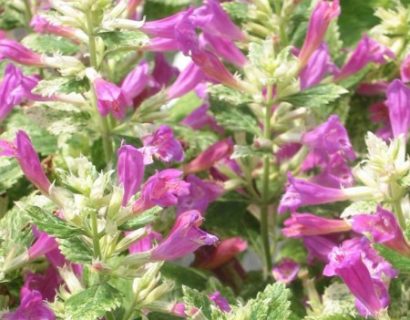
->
left=0, top=0, right=25, bottom=30
left=119, top=206, right=161, bottom=230
left=24, top=205, right=81, bottom=239
left=222, top=2, right=249, bottom=25
left=0, top=158, right=23, bottom=193
left=182, top=286, right=214, bottom=319
left=100, top=31, right=148, bottom=52
left=65, top=283, right=122, bottom=320
left=168, top=92, right=203, bottom=122
left=34, top=78, right=90, bottom=96
left=58, top=236, right=94, bottom=264
left=215, top=109, right=259, bottom=135
left=282, top=84, right=348, bottom=113
left=161, top=263, right=208, bottom=291
left=375, top=245, right=410, bottom=274
left=21, top=34, right=79, bottom=55
left=231, top=145, right=269, bottom=159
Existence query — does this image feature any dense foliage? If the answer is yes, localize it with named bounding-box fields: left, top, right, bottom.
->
left=1, top=0, right=410, bottom=319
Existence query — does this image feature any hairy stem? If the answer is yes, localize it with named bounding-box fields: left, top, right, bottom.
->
left=85, top=10, right=114, bottom=165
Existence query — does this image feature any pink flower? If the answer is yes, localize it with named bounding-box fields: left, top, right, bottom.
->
left=401, top=54, right=410, bottom=83
left=22, top=266, right=61, bottom=302
left=30, top=15, right=81, bottom=43
left=181, top=104, right=224, bottom=134
left=191, top=0, right=245, bottom=41
left=300, top=43, right=335, bottom=89
left=141, top=10, right=189, bottom=38
left=132, top=169, right=190, bottom=213
left=200, top=32, right=247, bottom=67
left=184, top=138, right=234, bottom=174
left=28, top=228, right=59, bottom=261
left=93, top=78, right=128, bottom=120
left=117, top=144, right=144, bottom=206
left=303, top=235, right=337, bottom=263
left=335, top=36, right=394, bottom=81
left=128, top=226, right=162, bottom=253
left=324, top=237, right=396, bottom=317
left=352, top=206, right=410, bottom=255
left=311, top=154, right=354, bottom=188
left=0, top=64, right=42, bottom=121
left=151, top=210, right=218, bottom=260
left=0, top=38, right=43, bottom=66
left=193, top=236, right=247, bottom=269
left=272, top=258, right=300, bottom=284
left=0, top=131, right=51, bottom=194
left=283, top=213, right=351, bottom=237
left=121, top=60, right=150, bottom=106
left=142, top=37, right=181, bottom=52
left=357, top=81, right=389, bottom=96
left=298, top=0, right=340, bottom=68
left=4, top=291, right=55, bottom=320
left=385, top=79, right=410, bottom=138
left=209, top=291, right=231, bottom=312
left=167, top=62, right=205, bottom=100
left=140, top=125, right=184, bottom=164
left=369, top=101, right=392, bottom=140
left=177, top=175, right=223, bottom=214
left=278, top=174, right=348, bottom=213
left=152, top=53, right=179, bottom=87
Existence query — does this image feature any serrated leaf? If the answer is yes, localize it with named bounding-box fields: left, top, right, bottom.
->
left=375, top=244, right=410, bottom=274
left=65, top=283, right=122, bottom=320
left=120, top=206, right=161, bottom=230
left=161, top=263, right=208, bottom=291
left=21, top=34, right=79, bottom=55
left=282, top=84, right=348, bottom=112
left=183, top=286, right=214, bottom=319
left=0, top=158, right=23, bottom=193
left=231, top=145, right=269, bottom=159
left=34, top=78, right=89, bottom=96
left=340, top=200, right=377, bottom=218
left=222, top=2, right=249, bottom=25
left=208, top=85, right=252, bottom=108
left=215, top=109, right=259, bottom=135
left=24, top=206, right=81, bottom=239
left=100, top=30, right=148, bottom=52
left=58, top=237, right=93, bottom=264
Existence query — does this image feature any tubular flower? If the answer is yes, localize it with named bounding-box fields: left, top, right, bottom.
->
left=0, top=131, right=51, bottom=194
left=30, top=15, right=83, bottom=43
left=140, top=125, right=184, bottom=164
left=181, top=104, right=224, bottom=134
left=385, top=79, right=410, bottom=138
left=0, top=38, right=43, bottom=66
left=128, top=226, right=162, bottom=253
left=132, top=169, right=190, bottom=213
left=184, top=138, right=234, bottom=174
left=151, top=210, right=218, bottom=261
left=4, top=291, right=55, bottom=320
left=121, top=60, right=150, bottom=106
left=272, top=258, right=300, bottom=284
left=400, top=54, right=410, bottom=83
left=208, top=291, right=231, bottom=312
left=298, top=0, right=340, bottom=68
left=117, top=144, right=145, bottom=206
left=167, top=62, right=205, bottom=100
left=92, top=77, right=128, bottom=120
left=283, top=213, right=351, bottom=238
left=303, top=235, right=338, bottom=263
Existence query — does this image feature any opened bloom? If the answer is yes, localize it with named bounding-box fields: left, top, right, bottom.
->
left=0, top=131, right=51, bottom=194
left=283, top=213, right=351, bottom=237
left=93, top=77, right=128, bottom=120
left=352, top=206, right=410, bottom=255
left=151, top=210, right=218, bottom=260
left=133, top=169, right=190, bottom=213
left=298, top=0, right=340, bottom=68
left=4, top=291, right=55, bottom=320
left=140, top=125, right=184, bottom=164
left=272, top=258, right=300, bottom=284
left=117, top=144, right=145, bottom=206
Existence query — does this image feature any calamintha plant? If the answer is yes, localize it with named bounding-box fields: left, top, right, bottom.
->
left=1, top=0, right=410, bottom=319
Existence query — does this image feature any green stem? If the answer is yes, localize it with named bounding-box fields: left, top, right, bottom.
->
left=260, top=85, right=274, bottom=275
left=85, top=10, right=114, bottom=165
left=91, top=210, right=102, bottom=259
left=23, top=0, right=32, bottom=26
left=122, top=300, right=138, bottom=320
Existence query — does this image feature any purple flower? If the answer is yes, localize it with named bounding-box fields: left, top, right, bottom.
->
left=177, top=174, right=223, bottom=214
left=128, top=226, right=162, bottom=253
left=117, top=144, right=144, bottom=206
left=302, top=115, right=356, bottom=164
left=140, top=125, right=184, bottom=164
left=22, top=266, right=61, bottom=302
left=283, top=213, right=351, bottom=237
left=167, top=62, right=205, bottom=100
left=181, top=104, right=224, bottom=134
left=385, top=79, right=410, bottom=138
left=28, top=228, right=59, bottom=260
left=335, top=36, right=394, bottom=81
left=278, top=174, right=348, bottom=214
left=151, top=210, right=218, bottom=260
left=369, top=101, right=392, bottom=140
left=352, top=206, right=410, bottom=255
left=324, top=237, right=396, bottom=317
left=30, top=15, right=80, bottom=43
left=300, top=43, right=335, bottom=89
left=303, top=235, right=337, bottom=263
left=191, top=0, right=245, bottom=41
left=0, top=64, right=42, bottom=121
left=200, top=32, right=246, bottom=67
left=0, top=131, right=51, bottom=194
left=132, top=169, right=190, bottom=213
left=276, top=143, right=302, bottom=164
left=121, top=60, right=150, bottom=106
left=141, top=10, right=189, bottom=38
left=93, top=78, right=128, bottom=120
left=401, top=54, right=410, bottom=83
left=357, top=81, right=389, bottom=96
left=272, top=258, right=300, bottom=284
left=209, top=291, right=231, bottom=312
left=184, top=138, right=234, bottom=174
left=191, top=49, right=243, bottom=90
left=298, top=0, right=340, bottom=68
left=4, top=291, right=55, bottom=320
left=142, top=37, right=181, bottom=52
left=152, top=53, right=179, bottom=87
left=0, top=38, right=43, bottom=66
left=311, top=154, right=354, bottom=188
